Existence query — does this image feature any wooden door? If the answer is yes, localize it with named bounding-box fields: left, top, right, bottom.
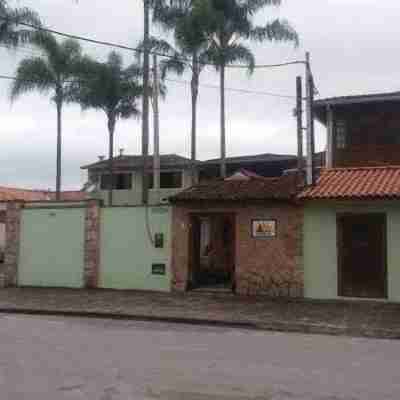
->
left=338, top=214, right=386, bottom=298
left=188, top=216, right=201, bottom=288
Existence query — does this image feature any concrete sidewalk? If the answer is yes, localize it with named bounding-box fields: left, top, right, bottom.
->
left=1, top=288, right=400, bottom=339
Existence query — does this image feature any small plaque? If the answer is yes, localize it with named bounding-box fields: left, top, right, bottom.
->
left=152, top=263, right=166, bottom=275
left=252, top=219, right=277, bottom=238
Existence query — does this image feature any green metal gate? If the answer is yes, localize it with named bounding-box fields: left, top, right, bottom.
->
left=18, top=207, right=85, bottom=288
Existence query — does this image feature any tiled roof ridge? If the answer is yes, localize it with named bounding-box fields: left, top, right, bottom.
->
left=322, top=165, right=400, bottom=172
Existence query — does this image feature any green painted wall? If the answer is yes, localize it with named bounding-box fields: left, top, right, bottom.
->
left=100, top=206, right=171, bottom=291
left=304, top=201, right=400, bottom=301
left=18, top=207, right=85, bottom=288
left=95, top=170, right=192, bottom=206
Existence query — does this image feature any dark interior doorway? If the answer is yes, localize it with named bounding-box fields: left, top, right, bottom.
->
left=189, top=213, right=235, bottom=291
left=337, top=214, right=387, bottom=299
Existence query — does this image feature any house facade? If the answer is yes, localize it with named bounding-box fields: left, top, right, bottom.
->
left=302, top=92, right=400, bottom=301
left=169, top=91, right=400, bottom=301
left=81, top=154, right=194, bottom=206
left=81, top=153, right=300, bottom=206
left=5, top=91, right=400, bottom=301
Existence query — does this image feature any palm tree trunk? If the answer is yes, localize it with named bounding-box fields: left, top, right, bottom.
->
left=56, top=99, right=62, bottom=200
left=107, top=116, right=116, bottom=206
left=220, top=63, right=226, bottom=178
left=190, top=54, right=199, bottom=185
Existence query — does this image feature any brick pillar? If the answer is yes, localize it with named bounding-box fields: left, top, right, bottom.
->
left=171, top=206, right=190, bottom=292
left=84, top=200, right=101, bottom=288
left=3, top=201, right=23, bottom=287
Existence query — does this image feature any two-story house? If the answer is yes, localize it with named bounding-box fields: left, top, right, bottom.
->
left=81, top=154, right=194, bottom=206
left=81, top=152, right=301, bottom=206
left=301, top=91, right=400, bottom=301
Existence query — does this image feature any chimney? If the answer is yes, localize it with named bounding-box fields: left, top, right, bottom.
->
left=119, top=148, right=124, bottom=157
left=98, top=155, right=105, bottom=161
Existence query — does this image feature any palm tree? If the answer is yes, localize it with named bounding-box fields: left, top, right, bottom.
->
left=149, top=0, right=211, bottom=184
left=74, top=51, right=142, bottom=206
left=10, top=32, right=83, bottom=199
left=0, top=0, right=41, bottom=48
left=203, top=0, right=299, bottom=178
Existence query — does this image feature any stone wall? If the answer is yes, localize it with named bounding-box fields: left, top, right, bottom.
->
left=171, top=201, right=303, bottom=297
left=84, top=200, right=101, bottom=288
left=2, top=202, right=22, bottom=287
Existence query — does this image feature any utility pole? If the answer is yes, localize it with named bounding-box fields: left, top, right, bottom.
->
left=296, top=76, right=303, bottom=179
left=152, top=54, right=160, bottom=193
left=305, top=52, right=315, bottom=186
left=141, top=0, right=150, bottom=205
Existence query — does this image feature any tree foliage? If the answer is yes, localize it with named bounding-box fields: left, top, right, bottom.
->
left=74, top=51, right=142, bottom=122
left=11, top=32, right=83, bottom=104
left=0, top=0, right=41, bottom=48
left=10, top=32, right=83, bottom=198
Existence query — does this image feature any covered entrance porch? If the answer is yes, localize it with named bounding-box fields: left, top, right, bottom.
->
left=189, top=213, right=236, bottom=291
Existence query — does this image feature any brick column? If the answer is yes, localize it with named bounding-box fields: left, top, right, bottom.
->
left=3, top=201, right=23, bottom=287
left=171, top=206, right=190, bottom=292
left=84, top=200, right=101, bottom=288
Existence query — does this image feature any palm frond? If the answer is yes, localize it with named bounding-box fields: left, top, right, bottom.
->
left=73, top=50, right=143, bottom=121
left=0, top=3, right=41, bottom=48
left=250, top=18, right=299, bottom=46
left=107, top=51, right=123, bottom=70
left=160, top=55, right=186, bottom=79
left=242, top=0, right=281, bottom=16
left=136, top=36, right=178, bottom=61
left=224, top=43, right=255, bottom=72
left=10, top=57, right=54, bottom=101
left=152, top=0, right=188, bottom=32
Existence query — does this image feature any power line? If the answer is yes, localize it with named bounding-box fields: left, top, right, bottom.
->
left=165, top=78, right=296, bottom=99
left=0, top=43, right=301, bottom=99
left=1, top=17, right=306, bottom=70
left=0, top=73, right=296, bottom=99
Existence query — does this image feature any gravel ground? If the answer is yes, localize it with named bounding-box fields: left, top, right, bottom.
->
left=0, top=288, right=400, bottom=338
left=1, top=314, right=400, bottom=399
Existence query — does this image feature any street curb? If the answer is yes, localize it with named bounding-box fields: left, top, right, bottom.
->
left=0, top=308, right=257, bottom=329
left=0, top=308, right=399, bottom=340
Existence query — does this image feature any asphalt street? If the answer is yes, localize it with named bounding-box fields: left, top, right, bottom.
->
left=0, top=314, right=399, bottom=399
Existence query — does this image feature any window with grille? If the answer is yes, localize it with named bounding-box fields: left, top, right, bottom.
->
left=100, top=173, right=132, bottom=190
left=148, top=171, right=183, bottom=189
left=336, top=120, right=347, bottom=149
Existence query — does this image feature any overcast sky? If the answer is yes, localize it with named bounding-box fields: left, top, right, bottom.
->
left=1, top=0, right=399, bottom=190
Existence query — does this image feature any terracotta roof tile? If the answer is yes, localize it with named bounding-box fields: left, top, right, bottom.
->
left=0, top=187, right=90, bottom=202
left=298, top=166, right=400, bottom=200
left=171, top=173, right=299, bottom=202
left=0, top=187, right=51, bottom=202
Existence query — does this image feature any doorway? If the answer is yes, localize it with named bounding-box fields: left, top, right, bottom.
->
left=189, top=213, right=236, bottom=291
left=337, top=214, right=387, bottom=298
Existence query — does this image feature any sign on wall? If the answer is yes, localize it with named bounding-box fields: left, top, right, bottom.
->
left=152, top=263, right=166, bottom=275
left=252, top=219, right=277, bottom=238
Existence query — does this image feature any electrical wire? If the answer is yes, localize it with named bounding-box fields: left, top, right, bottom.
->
left=164, top=78, right=296, bottom=99
left=0, top=73, right=297, bottom=100
left=0, top=17, right=306, bottom=70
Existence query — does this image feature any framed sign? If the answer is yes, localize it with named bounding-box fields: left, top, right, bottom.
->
left=152, top=263, right=166, bottom=275
left=252, top=219, right=277, bottom=238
